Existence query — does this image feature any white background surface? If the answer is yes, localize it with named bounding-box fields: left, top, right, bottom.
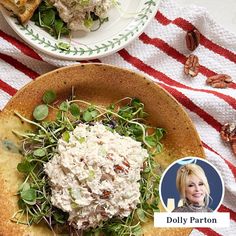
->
left=175, top=0, right=236, bottom=34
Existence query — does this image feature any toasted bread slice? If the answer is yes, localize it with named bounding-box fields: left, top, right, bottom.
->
left=0, top=0, right=41, bottom=24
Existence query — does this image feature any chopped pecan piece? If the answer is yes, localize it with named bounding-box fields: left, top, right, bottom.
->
left=106, top=153, right=114, bottom=160
left=101, top=173, right=114, bottom=181
left=114, top=164, right=124, bottom=173
left=186, top=29, right=200, bottom=51
left=97, top=140, right=104, bottom=145
left=100, top=211, right=108, bottom=217
left=122, top=159, right=130, bottom=168
left=184, top=54, right=199, bottom=77
left=82, top=221, right=90, bottom=226
left=101, top=190, right=111, bottom=199
left=206, top=74, right=232, bottom=88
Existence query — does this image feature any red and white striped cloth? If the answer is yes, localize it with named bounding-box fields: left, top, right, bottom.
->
left=0, top=0, right=236, bottom=235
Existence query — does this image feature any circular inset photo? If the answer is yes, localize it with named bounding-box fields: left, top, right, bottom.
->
left=159, top=157, right=224, bottom=213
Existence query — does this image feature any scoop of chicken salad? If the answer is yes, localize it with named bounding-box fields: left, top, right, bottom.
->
left=13, top=92, right=164, bottom=235
left=44, top=123, right=148, bottom=230
left=48, top=0, right=118, bottom=31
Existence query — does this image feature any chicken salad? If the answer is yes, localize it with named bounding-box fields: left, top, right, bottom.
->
left=12, top=90, right=165, bottom=235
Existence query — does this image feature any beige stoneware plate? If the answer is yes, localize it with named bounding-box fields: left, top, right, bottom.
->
left=0, top=64, right=204, bottom=235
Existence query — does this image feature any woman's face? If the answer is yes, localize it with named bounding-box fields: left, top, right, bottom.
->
left=185, top=174, right=206, bottom=205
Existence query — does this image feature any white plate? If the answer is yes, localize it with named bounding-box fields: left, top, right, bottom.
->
left=0, top=0, right=160, bottom=60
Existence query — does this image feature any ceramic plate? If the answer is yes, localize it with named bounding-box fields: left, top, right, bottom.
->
left=0, top=64, right=204, bottom=235
left=0, top=0, right=160, bottom=60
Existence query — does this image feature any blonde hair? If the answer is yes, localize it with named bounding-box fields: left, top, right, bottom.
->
left=176, top=163, right=211, bottom=206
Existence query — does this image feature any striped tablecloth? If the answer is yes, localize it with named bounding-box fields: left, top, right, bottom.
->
left=0, top=0, right=235, bottom=235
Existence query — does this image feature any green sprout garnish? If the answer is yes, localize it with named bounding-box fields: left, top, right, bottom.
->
left=31, top=0, right=70, bottom=39
left=31, top=0, right=71, bottom=51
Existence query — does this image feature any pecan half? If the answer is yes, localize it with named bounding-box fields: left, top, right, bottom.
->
left=220, top=123, right=236, bottom=142
left=231, top=141, right=236, bottom=156
left=220, top=123, right=236, bottom=156
left=184, top=54, right=199, bottom=77
left=186, top=29, right=200, bottom=51
left=206, top=74, right=232, bottom=88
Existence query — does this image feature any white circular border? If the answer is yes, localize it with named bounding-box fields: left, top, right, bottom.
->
left=159, top=156, right=225, bottom=212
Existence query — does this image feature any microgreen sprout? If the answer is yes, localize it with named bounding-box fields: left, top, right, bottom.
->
left=31, top=0, right=71, bottom=51
left=31, top=0, right=70, bottom=39
left=42, top=90, right=57, bottom=104
left=57, top=42, right=71, bottom=51
left=33, top=104, right=49, bottom=121
left=12, top=89, right=165, bottom=235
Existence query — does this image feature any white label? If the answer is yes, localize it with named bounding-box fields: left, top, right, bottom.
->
left=154, top=212, right=230, bottom=228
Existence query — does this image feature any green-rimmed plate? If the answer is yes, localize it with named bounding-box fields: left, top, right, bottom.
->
left=0, top=0, right=160, bottom=60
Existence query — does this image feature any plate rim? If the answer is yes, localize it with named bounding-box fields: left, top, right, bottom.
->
left=3, top=62, right=204, bottom=158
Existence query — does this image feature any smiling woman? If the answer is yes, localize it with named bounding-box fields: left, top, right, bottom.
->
left=159, top=157, right=224, bottom=213
left=172, top=163, right=213, bottom=212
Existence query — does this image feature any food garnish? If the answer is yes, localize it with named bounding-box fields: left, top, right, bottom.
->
left=30, top=0, right=70, bottom=39
left=12, top=89, right=165, bottom=235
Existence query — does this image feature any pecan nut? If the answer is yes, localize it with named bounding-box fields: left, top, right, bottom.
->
left=206, top=74, right=232, bottom=88
left=186, top=29, right=201, bottom=51
left=231, top=141, right=236, bottom=156
left=220, top=123, right=236, bottom=142
left=220, top=123, right=236, bottom=156
left=184, top=54, right=199, bottom=77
